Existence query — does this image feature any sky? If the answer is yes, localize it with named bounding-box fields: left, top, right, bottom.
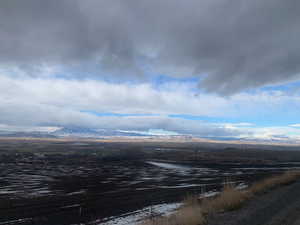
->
left=1, top=0, right=300, bottom=142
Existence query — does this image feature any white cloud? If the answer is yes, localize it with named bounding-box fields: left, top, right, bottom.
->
left=289, top=124, right=300, bottom=128
left=2, top=75, right=300, bottom=119
left=0, top=74, right=231, bottom=117
left=1, top=73, right=300, bottom=141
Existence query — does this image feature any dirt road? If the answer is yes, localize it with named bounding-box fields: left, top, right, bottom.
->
left=207, top=180, right=300, bottom=225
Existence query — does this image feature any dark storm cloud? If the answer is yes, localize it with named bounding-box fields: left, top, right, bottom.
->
left=1, top=0, right=300, bottom=94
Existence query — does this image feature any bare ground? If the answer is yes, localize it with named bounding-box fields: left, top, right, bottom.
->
left=207, top=180, right=300, bottom=225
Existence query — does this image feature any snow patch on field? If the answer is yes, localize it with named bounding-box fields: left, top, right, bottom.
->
left=158, top=184, right=205, bottom=189
left=147, top=161, right=190, bottom=170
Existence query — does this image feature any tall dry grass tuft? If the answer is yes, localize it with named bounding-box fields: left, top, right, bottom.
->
left=173, top=205, right=205, bottom=225
left=201, top=184, right=250, bottom=214
left=183, top=194, right=200, bottom=207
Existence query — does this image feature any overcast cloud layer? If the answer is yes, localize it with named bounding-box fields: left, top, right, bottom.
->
left=1, top=0, right=300, bottom=93
left=1, top=1, right=300, bottom=142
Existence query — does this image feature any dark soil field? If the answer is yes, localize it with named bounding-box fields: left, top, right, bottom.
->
left=0, top=139, right=300, bottom=225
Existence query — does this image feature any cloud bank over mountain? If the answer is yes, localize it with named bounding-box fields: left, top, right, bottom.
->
left=0, top=75, right=300, bottom=141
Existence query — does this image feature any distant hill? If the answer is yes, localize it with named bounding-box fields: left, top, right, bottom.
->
left=51, top=126, right=149, bottom=137
left=0, top=127, right=149, bottom=138
left=0, top=131, right=57, bottom=138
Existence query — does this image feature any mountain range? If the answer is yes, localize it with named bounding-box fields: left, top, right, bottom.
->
left=0, top=127, right=149, bottom=138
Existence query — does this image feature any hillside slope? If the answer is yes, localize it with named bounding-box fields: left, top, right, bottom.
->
left=207, top=180, right=300, bottom=225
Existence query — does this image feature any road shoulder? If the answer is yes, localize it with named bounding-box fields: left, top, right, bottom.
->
left=206, top=180, right=300, bottom=225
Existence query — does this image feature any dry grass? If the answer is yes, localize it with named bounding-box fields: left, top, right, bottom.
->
left=140, top=170, right=300, bottom=225
left=183, top=194, right=200, bottom=207
left=141, top=193, right=204, bottom=225
left=202, top=171, right=300, bottom=214
left=140, top=205, right=205, bottom=225
left=249, top=170, right=300, bottom=194
left=202, top=185, right=250, bottom=213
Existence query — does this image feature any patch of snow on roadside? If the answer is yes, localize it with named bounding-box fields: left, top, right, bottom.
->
left=199, top=190, right=220, bottom=199
left=98, top=202, right=182, bottom=225
left=236, top=183, right=248, bottom=190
